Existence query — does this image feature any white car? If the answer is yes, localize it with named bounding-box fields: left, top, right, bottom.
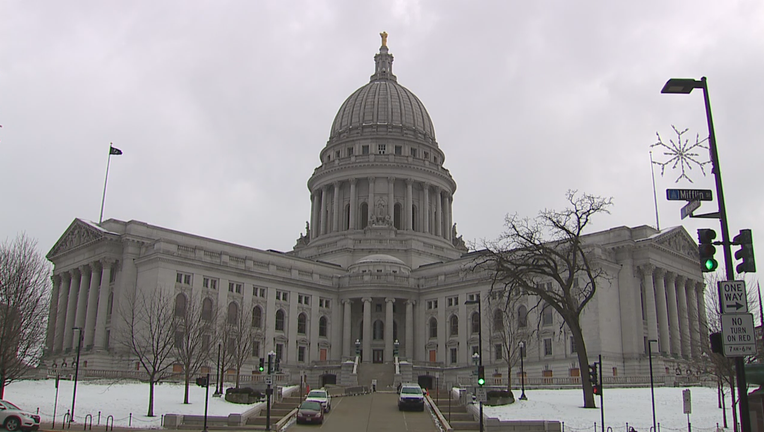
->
left=0, top=400, right=40, bottom=431
left=305, top=389, right=332, bottom=412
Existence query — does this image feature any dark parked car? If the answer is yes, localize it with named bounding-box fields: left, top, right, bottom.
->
left=296, top=401, right=324, bottom=425
left=0, top=400, right=40, bottom=431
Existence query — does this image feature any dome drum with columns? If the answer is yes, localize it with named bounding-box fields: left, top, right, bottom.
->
left=41, top=34, right=710, bottom=392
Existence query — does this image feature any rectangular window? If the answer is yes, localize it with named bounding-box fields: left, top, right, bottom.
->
left=298, top=294, right=310, bottom=305
left=570, top=336, right=577, bottom=354
left=335, top=150, right=341, bottom=159
left=424, top=151, right=429, bottom=160
left=253, top=287, right=267, bottom=298
left=378, top=144, right=386, bottom=154
left=544, top=338, right=553, bottom=356
left=495, top=344, right=503, bottom=360
left=447, top=296, right=458, bottom=307
left=252, top=340, right=260, bottom=358
left=276, top=343, right=284, bottom=362
left=319, top=298, right=330, bottom=309
left=362, top=145, right=370, bottom=155
left=203, top=277, right=218, bottom=290
left=298, top=346, right=306, bottom=362
left=427, top=299, right=438, bottom=310
left=450, top=348, right=458, bottom=365
left=276, top=291, right=288, bottom=302
left=410, top=148, right=417, bottom=158
left=176, top=272, right=192, bottom=285
left=467, top=293, right=478, bottom=302
left=395, top=145, right=402, bottom=155
left=348, top=147, right=354, bottom=156
left=229, top=282, right=242, bottom=293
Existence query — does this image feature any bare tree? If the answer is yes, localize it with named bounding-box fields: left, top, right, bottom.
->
left=172, top=291, right=216, bottom=404
left=119, top=287, right=176, bottom=416
left=227, top=302, right=255, bottom=388
left=477, top=190, right=612, bottom=408
left=217, top=301, right=238, bottom=393
left=0, top=234, right=50, bottom=398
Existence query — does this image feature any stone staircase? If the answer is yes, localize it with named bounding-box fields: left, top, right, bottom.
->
left=431, top=389, right=480, bottom=431
left=356, top=362, right=396, bottom=391
left=246, top=395, right=302, bottom=427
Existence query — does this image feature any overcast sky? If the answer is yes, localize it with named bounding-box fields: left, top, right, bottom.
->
left=2, top=1, right=763, bottom=270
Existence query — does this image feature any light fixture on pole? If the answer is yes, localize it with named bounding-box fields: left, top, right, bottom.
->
left=519, top=341, right=527, bottom=400
left=465, top=297, right=483, bottom=432
left=70, top=327, right=83, bottom=424
left=648, top=339, right=657, bottom=432
left=662, top=76, right=751, bottom=432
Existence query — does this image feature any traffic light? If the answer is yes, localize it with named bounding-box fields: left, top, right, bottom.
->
left=477, top=366, right=485, bottom=386
left=733, top=229, right=756, bottom=273
left=195, top=376, right=208, bottom=387
left=588, top=364, right=598, bottom=385
left=710, top=332, right=723, bottom=354
left=258, top=357, right=265, bottom=372
left=267, top=353, right=274, bottom=374
left=697, top=229, right=719, bottom=272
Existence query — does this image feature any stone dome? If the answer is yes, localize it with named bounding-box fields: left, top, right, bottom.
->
left=328, top=40, right=437, bottom=145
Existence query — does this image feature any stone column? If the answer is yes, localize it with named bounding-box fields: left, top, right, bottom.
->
left=349, top=178, right=357, bottom=230
left=665, top=273, right=681, bottom=356
left=320, top=185, right=328, bottom=235
left=343, top=299, right=352, bottom=358
left=388, top=177, right=395, bottom=221
left=405, top=300, right=414, bottom=361
left=311, top=192, right=321, bottom=238
left=445, top=194, right=452, bottom=241
left=405, top=179, right=413, bottom=231
left=435, top=187, right=442, bottom=237
left=697, top=283, right=710, bottom=352
left=63, top=268, right=81, bottom=352
left=385, top=298, right=395, bottom=361
left=368, top=177, right=376, bottom=220
left=423, top=183, right=430, bottom=234
left=45, top=275, right=61, bottom=354
left=686, top=279, right=700, bottom=358
left=640, top=265, right=659, bottom=344
left=94, top=259, right=114, bottom=350
left=332, top=181, right=340, bottom=232
left=653, top=268, right=671, bottom=354
left=675, top=276, right=691, bottom=357
left=73, top=265, right=92, bottom=335
left=362, top=298, right=372, bottom=363
left=54, top=273, right=71, bottom=353
left=84, top=262, right=102, bottom=349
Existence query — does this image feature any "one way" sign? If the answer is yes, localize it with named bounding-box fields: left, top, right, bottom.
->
left=719, top=280, right=748, bottom=314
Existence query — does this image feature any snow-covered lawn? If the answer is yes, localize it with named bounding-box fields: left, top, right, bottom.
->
left=4, top=379, right=735, bottom=431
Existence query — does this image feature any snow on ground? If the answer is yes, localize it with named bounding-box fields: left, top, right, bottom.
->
left=4, top=379, right=735, bottom=431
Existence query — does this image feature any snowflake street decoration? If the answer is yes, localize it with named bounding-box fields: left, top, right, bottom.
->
left=651, top=125, right=711, bottom=183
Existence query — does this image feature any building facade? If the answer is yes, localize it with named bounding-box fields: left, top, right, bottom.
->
left=43, top=36, right=708, bottom=389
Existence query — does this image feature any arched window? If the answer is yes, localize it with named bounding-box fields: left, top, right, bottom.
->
left=227, top=302, right=239, bottom=325
left=360, top=202, right=369, bottom=229
left=518, top=305, right=528, bottom=328
left=429, top=317, right=438, bottom=338
left=493, top=309, right=504, bottom=332
left=373, top=320, right=384, bottom=340
left=275, top=309, right=286, bottom=331
left=319, top=316, right=328, bottom=337
left=252, top=305, right=262, bottom=328
left=412, top=205, right=418, bottom=231
left=471, top=312, right=480, bottom=334
left=298, top=313, right=308, bottom=334
left=394, top=203, right=402, bottom=230
left=201, top=298, right=213, bottom=321
left=174, top=293, right=187, bottom=317
left=449, top=315, right=459, bottom=337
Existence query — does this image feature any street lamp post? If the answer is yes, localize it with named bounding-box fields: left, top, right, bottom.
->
left=648, top=339, right=657, bottom=432
left=465, top=297, right=483, bottom=432
left=70, top=328, right=83, bottom=424
left=662, top=76, right=751, bottom=432
left=355, top=338, right=361, bottom=359
left=519, top=341, right=527, bottom=400
left=214, top=343, right=221, bottom=396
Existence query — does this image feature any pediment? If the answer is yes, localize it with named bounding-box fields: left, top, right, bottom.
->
left=47, top=219, right=115, bottom=259
left=652, top=226, right=698, bottom=261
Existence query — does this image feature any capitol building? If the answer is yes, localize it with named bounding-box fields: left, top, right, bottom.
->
left=43, top=35, right=708, bottom=390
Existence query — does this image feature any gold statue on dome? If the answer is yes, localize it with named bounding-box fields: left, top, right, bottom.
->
left=380, top=31, right=388, bottom=47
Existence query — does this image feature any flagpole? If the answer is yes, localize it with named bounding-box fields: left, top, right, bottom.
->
left=650, top=150, right=660, bottom=231
left=99, top=144, right=114, bottom=224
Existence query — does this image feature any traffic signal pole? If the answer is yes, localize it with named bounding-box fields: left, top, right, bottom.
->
left=699, top=77, right=751, bottom=432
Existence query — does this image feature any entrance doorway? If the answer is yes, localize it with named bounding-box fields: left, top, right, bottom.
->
left=373, top=349, right=384, bottom=363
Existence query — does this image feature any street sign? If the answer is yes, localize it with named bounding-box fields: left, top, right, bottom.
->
left=719, top=280, right=748, bottom=313
left=681, top=200, right=701, bottom=220
left=476, top=387, right=487, bottom=402
left=682, top=389, right=692, bottom=414
left=666, top=189, right=713, bottom=201
left=265, top=377, right=273, bottom=385
left=721, top=313, right=756, bottom=357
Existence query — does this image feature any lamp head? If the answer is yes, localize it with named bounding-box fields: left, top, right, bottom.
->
left=661, top=78, right=704, bottom=94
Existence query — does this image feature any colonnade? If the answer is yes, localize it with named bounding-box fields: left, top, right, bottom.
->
left=310, top=177, right=453, bottom=240
left=341, top=297, right=416, bottom=363
left=639, top=265, right=707, bottom=358
left=46, top=258, right=116, bottom=355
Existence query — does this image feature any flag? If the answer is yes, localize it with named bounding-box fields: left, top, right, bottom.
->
left=109, top=144, right=123, bottom=155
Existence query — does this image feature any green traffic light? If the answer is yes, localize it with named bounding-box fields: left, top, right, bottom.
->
left=704, top=259, right=718, bottom=271
left=477, top=378, right=485, bottom=385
